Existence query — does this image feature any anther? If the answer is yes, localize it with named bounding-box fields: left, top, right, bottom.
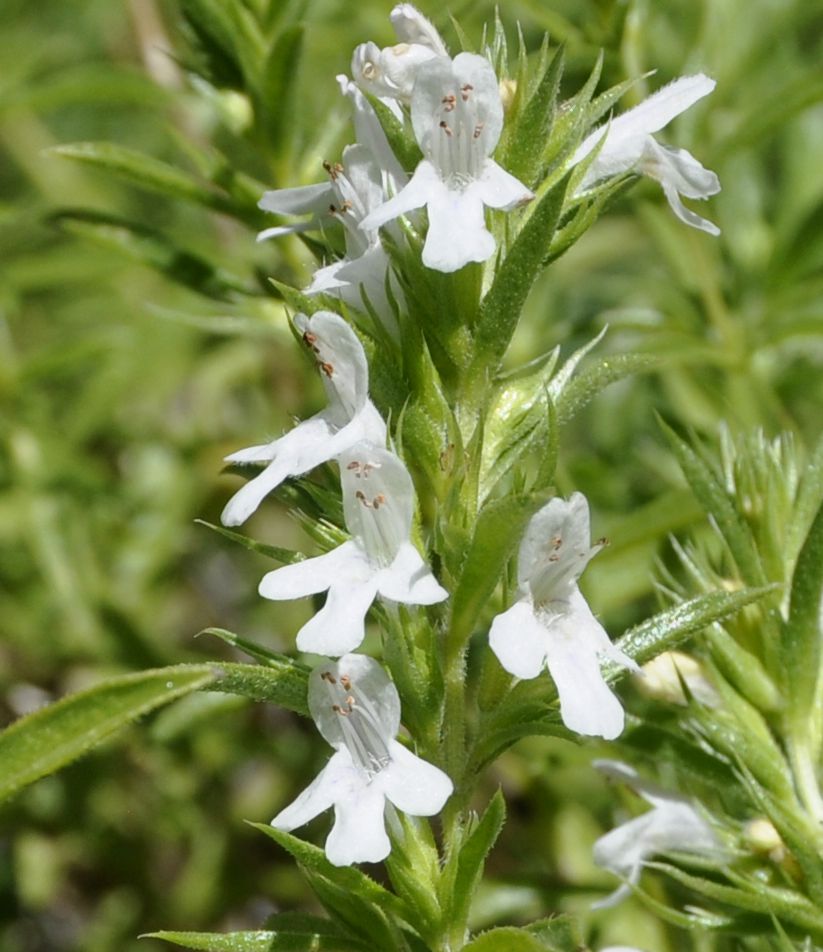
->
left=339, top=200, right=353, bottom=213
left=461, top=83, right=474, bottom=101
left=473, top=123, right=484, bottom=139
left=346, top=460, right=360, bottom=471
left=321, top=671, right=337, bottom=683
left=373, top=494, right=386, bottom=509
left=441, top=94, right=456, bottom=112
left=340, top=675, right=352, bottom=690
left=302, top=331, right=318, bottom=348
left=319, top=361, right=334, bottom=378
left=322, top=160, right=343, bottom=180
left=439, top=120, right=453, bottom=137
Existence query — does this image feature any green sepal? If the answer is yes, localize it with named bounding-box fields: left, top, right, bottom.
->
left=366, top=93, right=422, bottom=173
left=250, top=824, right=415, bottom=948
left=782, top=498, right=823, bottom=740
left=463, top=927, right=547, bottom=952
left=50, top=142, right=255, bottom=222
left=51, top=210, right=255, bottom=300
left=503, top=46, right=565, bottom=188
left=0, top=664, right=216, bottom=804
left=541, top=51, right=602, bottom=175
left=687, top=674, right=795, bottom=801
left=447, top=491, right=546, bottom=661
left=479, top=350, right=560, bottom=501
left=704, top=625, right=781, bottom=713
left=178, top=0, right=247, bottom=89
left=208, top=661, right=310, bottom=716
left=385, top=814, right=443, bottom=943
left=470, top=173, right=569, bottom=378
left=195, top=519, right=305, bottom=564
left=660, top=419, right=767, bottom=586
left=440, top=790, right=506, bottom=941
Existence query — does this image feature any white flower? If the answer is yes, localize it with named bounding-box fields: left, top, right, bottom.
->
left=272, top=654, right=453, bottom=866
left=592, top=759, right=721, bottom=908
left=221, top=311, right=386, bottom=527
left=572, top=74, right=720, bottom=235
left=258, top=80, right=405, bottom=322
left=259, top=444, right=447, bottom=655
left=360, top=52, right=533, bottom=273
left=488, top=493, right=637, bottom=739
left=352, top=4, right=448, bottom=104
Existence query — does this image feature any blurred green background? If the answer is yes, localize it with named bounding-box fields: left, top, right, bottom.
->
left=1, top=0, right=822, bottom=949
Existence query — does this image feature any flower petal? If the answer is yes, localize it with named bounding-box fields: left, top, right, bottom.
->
left=259, top=540, right=367, bottom=600
left=382, top=739, right=453, bottom=815
left=325, top=778, right=390, bottom=865
left=390, top=4, right=448, bottom=55
left=271, top=749, right=353, bottom=832
left=519, top=493, right=601, bottom=604
left=258, top=182, right=332, bottom=216
left=296, top=573, right=380, bottom=656
left=377, top=541, right=448, bottom=604
left=309, top=654, right=401, bottom=749
left=220, top=415, right=336, bottom=527
left=661, top=181, right=721, bottom=235
left=423, top=179, right=496, bottom=272
left=574, top=74, right=716, bottom=168
left=542, top=591, right=626, bottom=739
left=360, top=159, right=439, bottom=232
left=488, top=599, right=549, bottom=680
left=475, top=159, right=533, bottom=211
left=341, top=446, right=415, bottom=565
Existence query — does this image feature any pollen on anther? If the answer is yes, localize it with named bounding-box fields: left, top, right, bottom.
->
left=321, top=671, right=337, bottom=683
left=439, top=120, right=453, bottom=137
left=373, top=494, right=386, bottom=509
left=319, top=361, right=334, bottom=378
left=347, top=460, right=360, bottom=471
left=340, top=675, right=352, bottom=690
left=473, top=123, right=484, bottom=139
left=461, top=83, right=474, bottom=101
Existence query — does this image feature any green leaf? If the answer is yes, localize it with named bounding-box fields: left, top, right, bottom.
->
left=555, top=352, right=659, bottom=425
left=504, top=46, right=564, bottom=187
left=443, top=791, right=506, bottom=938
left=208, top=661, right=309, bottom=716
left=523, top=915, right=581, bottom=952
left=199, top=627, right=309, bottom=672
left=195, top=519, right=305, bottom=564
left=51, top=142, right=251, bottom=220
left=660, top=420, right=767, bottom=586
left=471, top=174, right=569, bottom=376
left=783, top=498, right=823, bottom=733
left=447, top=492, right=546, bottom=661
left=256, top=25, right=304, bottom=162
left=616, top=586, right=777, bottom=667
left=52, top=210, right=254, bottom=300
left=145, top=927, right=370, bottom=951
left=250, top=824, right=414, bottom=948
left=463, top=927, right=547, bottom=952
left=0, top=665, right=216, bottom=804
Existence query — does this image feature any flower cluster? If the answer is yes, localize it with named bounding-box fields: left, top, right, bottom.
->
left=220, top=2, right=722, bottom=884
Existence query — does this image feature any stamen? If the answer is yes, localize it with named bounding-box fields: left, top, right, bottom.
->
left=355, top=490, right=387, bottom=509
left=346, top=460, right=360, bottom=471
left=441, top=94, right=456, bottom=112
left=340, top=675, right=352, bottom=691
left=319, top=361, right=334, bottom=378
left=439, top=120, right=453, bottom=137
left=321, top=671, right=337, bottom=683
left=473, top=123, right=484, bottom=139
left=461, top=83, right=474, bottom=101
left=323, top=160, right=343, bottom=181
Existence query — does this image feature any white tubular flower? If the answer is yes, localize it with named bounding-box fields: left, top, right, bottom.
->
left=488, top=493, right=637, bottom=740
left=259, top=445, right=447, bottom=656
left=272, top=654, right=453, bottom=866
left=221, top=312, right=386, bottom=527
left=352, top=4, right=448, bottom=104
left=592, top=760, right=721, bottom=908
left=572, top=74, right=720, bottom=235
left=361, top=53, right=533, bottom=273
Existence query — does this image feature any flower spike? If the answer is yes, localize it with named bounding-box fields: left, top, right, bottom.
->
left=259, top=444, right=447, bottom=655
left=572, top=74, right=720, bottom=234
left=272, top=654, right=453, bottom=866
left=488, top=493, right=637, bottom=739
left=221, top=312, right=386, bottom=527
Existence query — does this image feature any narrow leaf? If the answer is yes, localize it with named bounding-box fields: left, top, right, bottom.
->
left=0, top=665, right=216, bottom=804
left=209, top=661, right=309, bottom=716
left=145, top=929, right=370, bottom=951
left=196, top=519, right=305, bottom=564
